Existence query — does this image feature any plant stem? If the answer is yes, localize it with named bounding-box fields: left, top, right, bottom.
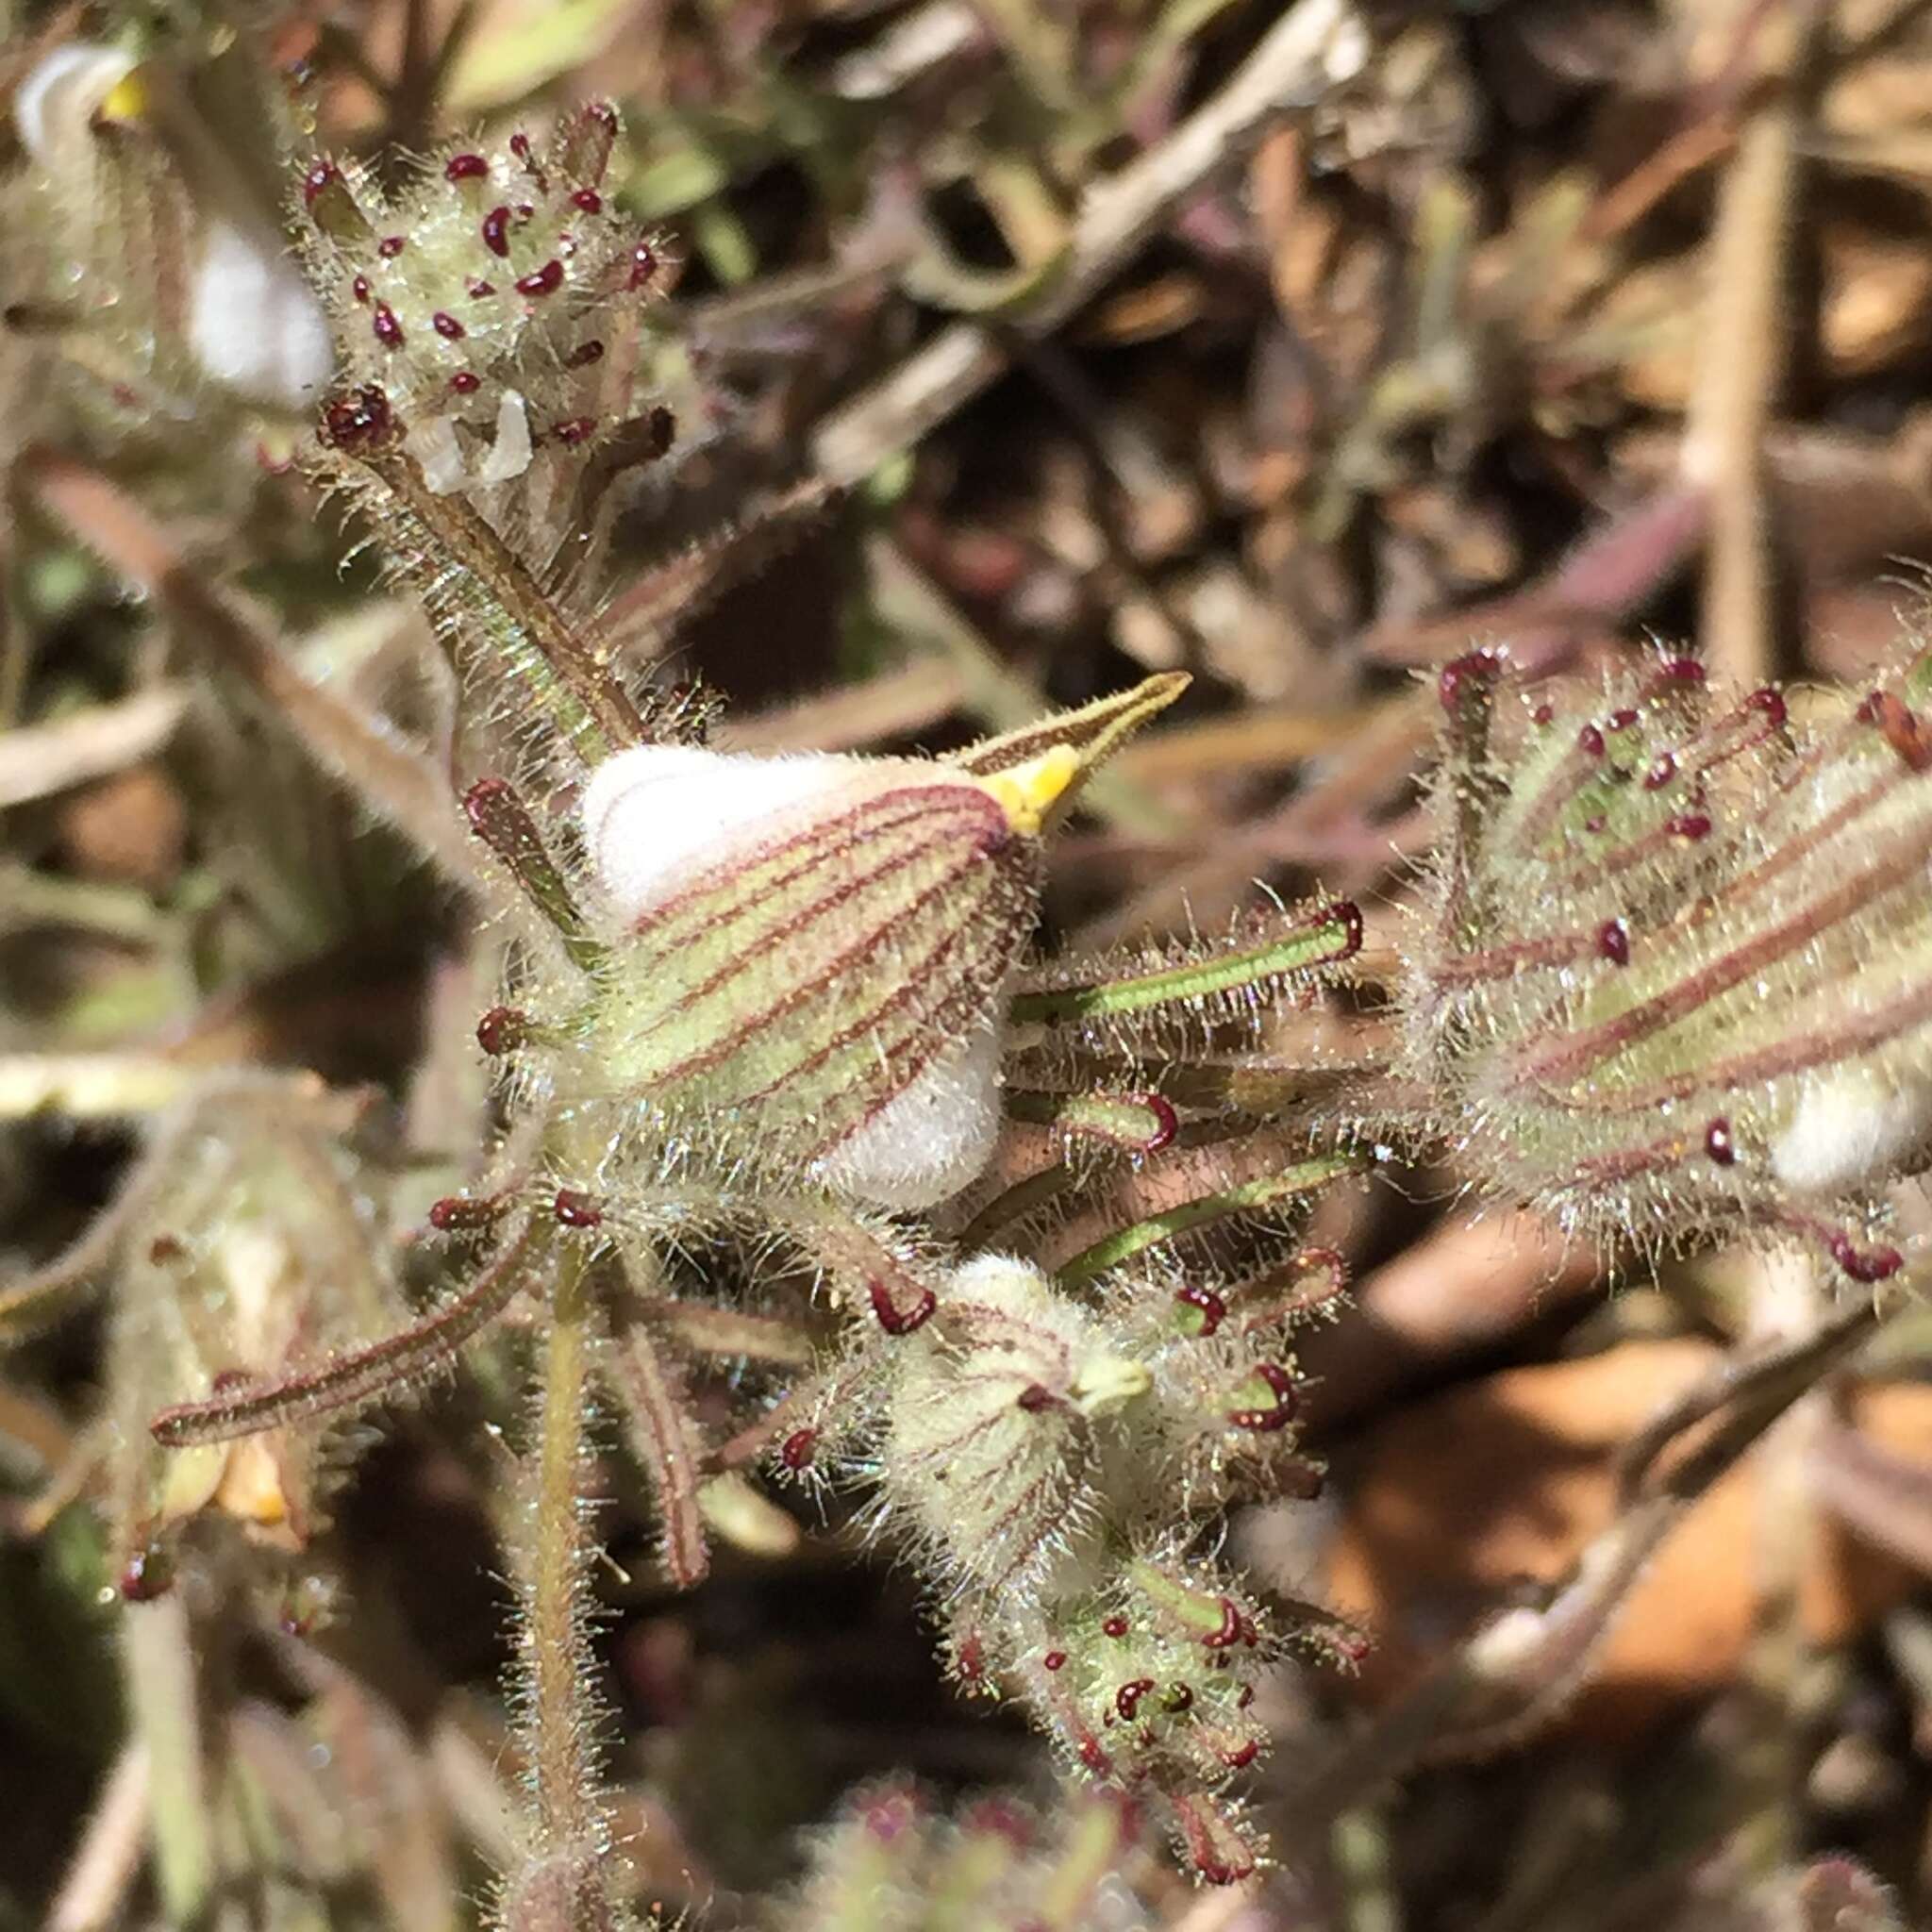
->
left=122, top=1596, right=210, bottom=1928
left=524, top=1246, right=606, bottom=1881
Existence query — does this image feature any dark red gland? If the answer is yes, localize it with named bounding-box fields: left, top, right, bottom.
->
left=1867, top=691, right=1932, bottom=771
left=1668, top=810, right=1712, bottom=841
left=475, top=1005, right=528, bottom=1054
left=372, top=302, right=404, bottom=346
left=1116, top=1679, right=1157, bottom=1721
left=120, top=1544, right=175, bottom=1602
left=148, top=1232, right=187, bottom=1264
left=628, top=240, right=658, bottom=289
left=1744, top=687, right=1788, bottom=728
left=551, top=415, right=596, bottom=446
left=958, top=1634, right=984, bottom=1678
left=302, top=158, right=341, bottom=204
left=1220, top=1740, right=1260, bottom=1769
left=516, top=258, right=565, bottom=296
left=1829, top=1233, right=1904, bottom=1284
left=1532, top=702, right=1556, bottom=725
left=1325, top=899, right=1365, bottom=958
left=1164, top=1684, right=1194, bottom=1712
left=450, top=371, right=481, bottom=394
left=482, top=206, right=511, bottom=257
left=1103, top=1616, right=1129, bottom=1639
left=868, top=1276, right=936, bottom=1336
left=1235, top=1684, right=1255, bottom=1708
left=1016, top=1383, right=1058, bottom=1412
left=425, top=310, right=461, bottom=340
left=1129, top=1091, right=1178, bottom=1152
left=509, top=131, right=534, bottom=163
left=1597, top=918, right=1630, bottom=966
left=1204, top=1597, right=1249, bottom=1650
left=1042, top=1650, right=1067, bottom=1671
left=1438, top=648, right=1501, bottom=714
left=321, top=386, right=393, bottom=449
left=351, top=274, right=370, bottom=303
left=1177, top=1284, right=1225, bottom=1337
left=1608, top=708, right=1639, bottom=732
left=553, top=1188, right=604, bottom=1228
left=377, top=234, right=407, bottom=258
left=1576, top=723, right=1606, bottom=758
left=1650, top=656, right=1707, bottom=691
left=466, top=277, right=496, bottom=297
left=571, top=188, right=604, bottom=213
left=1706, top=1118, right=1736, bottom=1166
left=779, top=1427, right=817, bottom=1471
left=566, top=339, right=606, bottom=367
left=428, top=1193, right=504, bottom=1231
left=1077, top=1738, right=1111, bottom=1775
left=446, top=152, right=490, bottom=181
left=1227, top=1360, right=1297, bottom=1432
left=1643, top=752, right=1678, bottom=791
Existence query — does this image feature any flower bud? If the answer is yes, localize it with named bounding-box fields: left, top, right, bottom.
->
left=1407, top=646, right=1932, bottom=1279
left=878, top=1255, right=1153, bottom=1591
left=295, top=110, right=659, bottom=490
left=575, top=745, right=1078, bottom=1207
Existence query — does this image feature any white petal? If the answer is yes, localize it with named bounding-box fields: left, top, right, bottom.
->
left=1771, top=1062, right=1932, bottom=1192
left=473, top=390, right=533, bottom=485
left=408, top=414, right=467, bottom=494
left=14, top=45, right=135, bottom=167
left=188, top=221, right=334, bottom=409
left=813, top=1025, right=1003, bottom=1210
left=580, top=744, right=863, bottom=924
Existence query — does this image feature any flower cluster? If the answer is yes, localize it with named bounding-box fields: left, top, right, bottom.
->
left=1407, top=645, right=1932, bottom=1281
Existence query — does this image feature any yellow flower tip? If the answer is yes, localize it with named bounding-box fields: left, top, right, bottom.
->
left=978, top=743, right=1081, bottom=835
left=96, top=68, right=148, bottom=125
left=214, top=1438, right=291, bottom=1528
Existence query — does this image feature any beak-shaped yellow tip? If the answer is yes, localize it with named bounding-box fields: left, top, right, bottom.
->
left=978, top=743, right=1081, bottom=835
left=97, top=70, right=149, bottom=125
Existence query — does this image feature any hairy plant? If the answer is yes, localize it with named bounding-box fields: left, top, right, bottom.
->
left=17, top=25, right=1932, bottom=1932
left=1407, top=645, right=1932, bottom=1281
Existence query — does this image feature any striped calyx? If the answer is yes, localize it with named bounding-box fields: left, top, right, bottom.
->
left=1410, top=644, right=1932, bottom=1278
left=576, top=747, right=1059, bottom=1206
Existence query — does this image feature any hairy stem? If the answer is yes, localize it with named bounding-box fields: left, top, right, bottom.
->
left=521, top=1247, right=608, bottom=1894
left=122, top=1596, right=210, bottom=1928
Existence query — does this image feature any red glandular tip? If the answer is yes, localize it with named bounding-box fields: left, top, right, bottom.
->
left=432, top=310, right=465, bottom=340
left=1608, top=708, right=1639, bottom=732
left=475, top=1005, right=527, bottom=1054
left=1176, top=1284, right=1225, bottom=1337
left=377, top=234, right=406, bottom=258
left=1576, top=723, right=1606, bottom=758
left=1042, top=1650, right=1067, bottom=1671
left=372, top=302, right=404, bottom=346
left=1438, top=648, right=1501, bottom=714
left=550, top=415, right=596, bottom=446
left=321, top=386, right=392, bottom=449
left=450, top=371, right=480, bottom=394
left=1643, top=751, right=1677, bottom=791
left=1115, top=1678, right=1157, bottom=1720
left=1227, top=1360, right=1297, bottom=1432
left=428, top=1193, right=502, bottom=1231
left=516, top=258, right=565, bottom=296
left=553, top=1188, right=604, bottom=1228
left=1744, top=687, right=1788, bottom=728
left=572, top=188, right=603, bottom=213
left=628, top=240, right=658, bottom=289
left=566, top=339, right=606, bottom=367
left=1102, top=1615, right=1129, bottom=1639
left=351, top=274, right=370, bottom=303
left=1203, top=1597, right=1251, bottom=1650
left=1597, top=918, right=1630, bottom=966
left=1705, top=1117, right=1736, bottom=1165
left=481, top=206, right=511, bottom=257
left=1648, top=656, right=1707, bottom=693
left=868, top=1276, right=935, bottom=1336
left=445, top=153, right=489, bottom=181
left=1668, top=810, right=1712, bottom=841
left=779, top=1427, right=817, bottom=1471
left=1829, top=1233, right=1904, bottom=1284
left=302, top=158, right=341, bottom=205
left=120, top=1545, right=174, bottom=1602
